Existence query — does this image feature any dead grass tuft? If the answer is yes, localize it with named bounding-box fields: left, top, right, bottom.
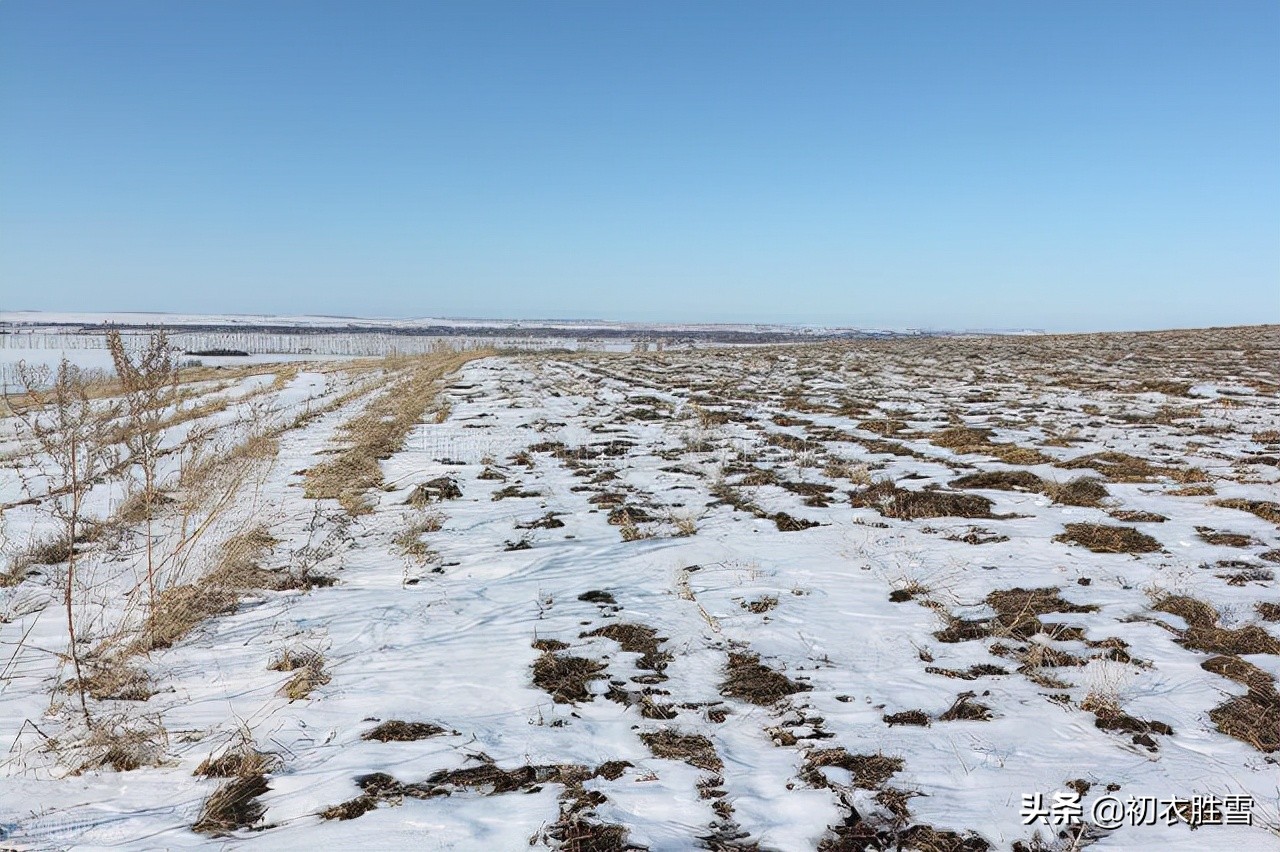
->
left=949, top=470, right=1044, bottom=492
left=1054, top=522, right=1161, bottom=553
left=362, top=720, right=448, bottom=742
left=640, top=729, right=722, bottom=771
left=405, top=476, right=462, bottom=506
left=850, top=481, right=997, bottom=520
left=533, top=651, right=606, bottom=704
left=583, top=623, right=670, bottom=673
left=801, top=748, right=903, bottom=789
left=1056, top=451, right=1160, bottom=482
left=720, top=652, right=809, bottom=705
left=193, top=774, right=270, bottom=835
left=1043, top=477, right=1109, bottom=508
left=1153, top=595, right=1280, bottom=655
left=1213, top=498, right=1280, bottom=525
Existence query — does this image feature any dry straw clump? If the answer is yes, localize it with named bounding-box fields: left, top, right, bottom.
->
left=362, top=720, right=448, bottom=742
left=640, top=729, right=722, bottom=771
left=268, top=648, right=331, bottom=701
left=720, top=652, right=809, bottom=705
left=850, top=480, right=997, bottom=520
left=532, top=649, right=606, bottom=704
left=305, top=351, right=484, bottom=514
left=1152, top=595, right=1280, bottom=656
left=1054, top=522, right=1162, bottom=554
left=1213, top=498, right=1280, bottom=526
left=194, top=774, right=271, bottom=835
left=134, top=526, right=281, bottom=653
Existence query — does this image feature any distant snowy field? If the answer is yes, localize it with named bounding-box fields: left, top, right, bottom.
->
left=1, top=325, right=1277, bottom=850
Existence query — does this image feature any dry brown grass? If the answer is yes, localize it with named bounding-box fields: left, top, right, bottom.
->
left=269, top=648, right=331, bottom=701
left=1213, top=498, right=1280, bottom=525
left=1054, top=522, right=1162, bottom=553
left=362, top=720, right=448, bottom=742
left=720, top=652, right=809, bottom=705
left=851, top=480, right=997, bottom=520
left=305, top=351, right=485, bottom=514
left=800, top=748, right=903, bottom=789
left=532, top=650, right=606, bottom=704
left=640, top=730, right=722, bottom=771
left=193, top=774, right=270, bottom=835
left=1043, top=477, right=1109, bottom=507
left=1153, top=595, right=1280, bottom=656
left=949, top=470, right=1044, bottom=492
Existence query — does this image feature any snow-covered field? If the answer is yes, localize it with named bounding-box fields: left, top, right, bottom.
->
left=2, top=326, right=1278, bottom=850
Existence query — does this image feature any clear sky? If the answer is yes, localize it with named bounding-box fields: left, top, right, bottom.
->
left=2, top=1, right=1277, bottom=330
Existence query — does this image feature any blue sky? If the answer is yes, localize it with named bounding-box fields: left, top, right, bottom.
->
left=2, top=1, right=1277, bottom=330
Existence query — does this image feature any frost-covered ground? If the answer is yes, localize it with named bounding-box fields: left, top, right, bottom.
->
left=1, top=326, right=1279, bottom=851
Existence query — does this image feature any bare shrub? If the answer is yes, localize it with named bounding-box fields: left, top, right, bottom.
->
left=11, top=359, right=120, bottom=721
left=107, top=329, right=179, bottom=644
